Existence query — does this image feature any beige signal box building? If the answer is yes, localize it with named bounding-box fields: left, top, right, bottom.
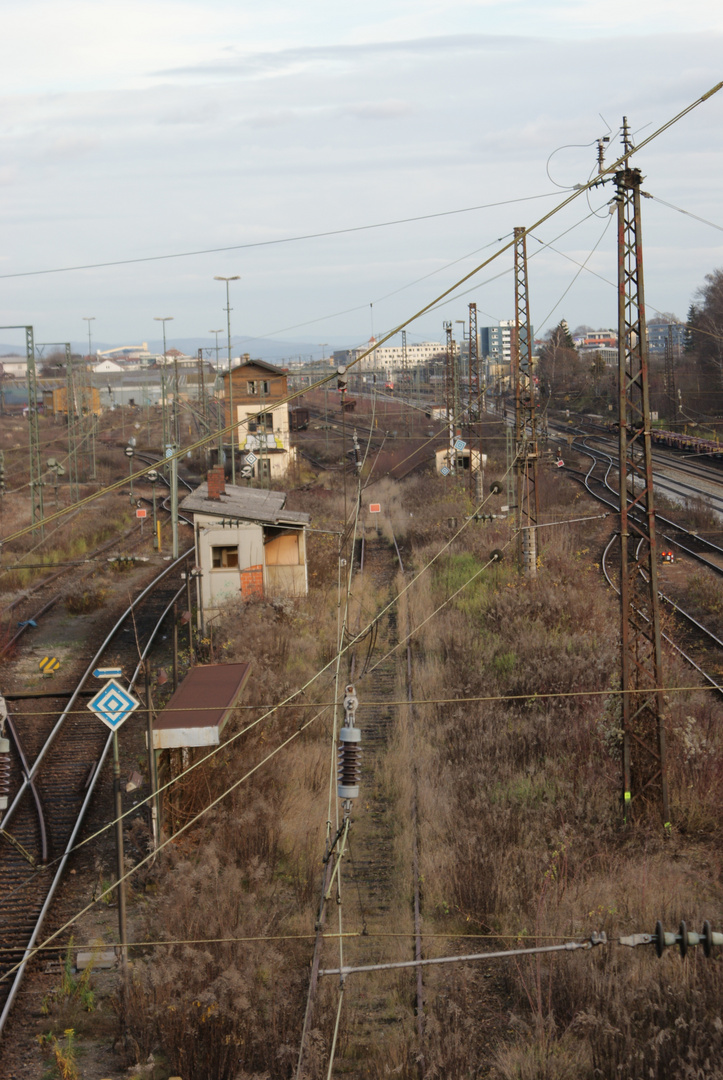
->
left=221, top=358, right=296, bottom=480
left=181, top=467, right=310, bottom=612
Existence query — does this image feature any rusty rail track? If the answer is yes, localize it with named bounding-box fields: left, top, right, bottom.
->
left=0, top=547, right=193, bottom=1036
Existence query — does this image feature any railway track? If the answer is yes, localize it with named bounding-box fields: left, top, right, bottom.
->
left=0, top=548, right=193, bottom=1036
left=310, top=528, right=424, bottom=1076
left=562, top=438, right=723, bottom=574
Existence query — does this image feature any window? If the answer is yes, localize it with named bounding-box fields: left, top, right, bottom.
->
left=246, top=379, right=270, bottom=396
left=249, top=412, right=273, bottom=433
left=211, top=545, right=239, bottom=569
left=247, top=380, right=258, bottom=395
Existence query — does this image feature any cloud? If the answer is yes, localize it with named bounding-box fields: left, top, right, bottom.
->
left=341, top=100, right=413, bottom=121
left=156, top=33, right=532, bottom=82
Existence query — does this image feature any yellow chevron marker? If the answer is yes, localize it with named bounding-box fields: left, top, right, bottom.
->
left=38, top=656, right=60, bottom=675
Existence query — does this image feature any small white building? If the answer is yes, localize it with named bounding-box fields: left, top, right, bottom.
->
left=181, top=467, right=310, bottom=613
left=92, top=359, right=125, bottom=374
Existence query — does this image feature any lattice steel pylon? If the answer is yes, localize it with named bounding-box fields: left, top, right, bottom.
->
left=615, top=121, right=670, bottom=825
left=468, top=303, right=481, bottom=497
left=26, top=327, right=44, bottom=533
left=444, top=321, right=457, bottom=475
left=663, top=328, right=679, bottom=428
left=1, top=324, right=45, bottom=533
left=512, top=228, right=538, bottom=573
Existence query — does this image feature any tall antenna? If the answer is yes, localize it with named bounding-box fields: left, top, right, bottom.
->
left=615, top=119, right=670, bottom=825
left=512, top=228, right=539, bottom=574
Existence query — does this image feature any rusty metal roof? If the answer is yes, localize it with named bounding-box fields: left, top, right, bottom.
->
left=180, top=481, right=310, bottom=527
left=153, top=662, right=251, bottom=749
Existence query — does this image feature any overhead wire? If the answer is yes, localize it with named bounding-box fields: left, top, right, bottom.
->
left=0, top=193, right=562, bottom=281
left=7, top=78, right=722, bottom=550
left=4, top=79, right=723, bottom=969
left=0, top=400, right=489, bottom=909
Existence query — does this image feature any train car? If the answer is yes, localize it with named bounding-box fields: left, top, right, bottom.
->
left=289, top=406, right=310, bottom=431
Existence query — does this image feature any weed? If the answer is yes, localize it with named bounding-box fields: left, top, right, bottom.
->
left=41, top=941, right=95, bottom=1016
left=38, top=1028, right=79, bottom=1080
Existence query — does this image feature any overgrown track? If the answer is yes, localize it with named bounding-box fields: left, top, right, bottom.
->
left=330, top=530, right=423, bottom=1075
left=0, top=550, right=193, bottom=1033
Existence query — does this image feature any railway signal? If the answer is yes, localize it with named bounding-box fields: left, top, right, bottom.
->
left=86, top=679, right=140, bottom=732
left=93, top=666, right=123, bottom=679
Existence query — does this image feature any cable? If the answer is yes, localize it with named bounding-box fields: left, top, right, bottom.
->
left=648, top=194, right=723, bottom=235
left=0, top=193, right=561, bottom=281
left=531, top=213, right=614, bottom=337
left=1, top=407, right=498, bottom=905
left=4, top=78, right=721, bottom=550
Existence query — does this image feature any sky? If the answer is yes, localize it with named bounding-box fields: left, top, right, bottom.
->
left=1, top=1, right=722, bottom=361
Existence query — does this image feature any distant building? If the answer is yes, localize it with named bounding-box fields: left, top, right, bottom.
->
left=334, top=339, right=446, bottom=375
left=647, top=321, right=686, bottom=354
left=573, top=330, right=617, bottom=350
left=96, top=342, right=152, bottom=361
left=220, top=359, right=294, bottom=480
left=42, top=385, right=101, bottom=417
left=479, top=320, right=536, bottom=364
left=181, top=466, right=310, bottom=612
left=0, top=356, right=28, bottom=378
left=93, top=359, right=125, bottom=374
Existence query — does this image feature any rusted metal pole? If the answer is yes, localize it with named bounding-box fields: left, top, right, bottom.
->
left=615, top=117, right=670, bottom=825
left=112, top=732, right=128, bottom=969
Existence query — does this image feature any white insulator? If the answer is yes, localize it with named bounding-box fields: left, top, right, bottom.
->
left=343, top=684, right=358, bottom=719
left=0, top=736, right=10, bottom=815
left=337, top=725, right=362, bottom=800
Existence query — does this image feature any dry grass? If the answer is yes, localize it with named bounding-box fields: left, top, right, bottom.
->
left=113, top=463, right=722, bottom=1079
left=399, top=484, right=723, bottom=1079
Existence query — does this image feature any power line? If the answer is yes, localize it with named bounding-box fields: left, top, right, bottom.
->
left=0, top=193, right=561, bottom=281
left=4, top=80, right=721, bottom=550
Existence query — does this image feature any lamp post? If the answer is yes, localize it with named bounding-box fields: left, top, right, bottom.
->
left=209, top=328, right=224, bottom=463
left=82, top=317, right=96, bottom=480
left=214, top=276, right=240, bottom=484
left=154, top=317, right=175, bottom=445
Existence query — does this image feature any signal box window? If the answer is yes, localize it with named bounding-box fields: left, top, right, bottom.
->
left=246, top=380, right=270, bottom=396
left=248, top=412, right=273, bottom=432
left=211, top=545, right=239, bottom=569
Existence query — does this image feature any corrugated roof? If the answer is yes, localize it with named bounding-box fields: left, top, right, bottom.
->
left=180, top=481, right=310, bottom=526
left=153, top=662, right=251, bottom=749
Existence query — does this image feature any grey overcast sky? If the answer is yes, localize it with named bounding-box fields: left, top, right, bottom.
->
left=1, top=0, right=722, bottom=359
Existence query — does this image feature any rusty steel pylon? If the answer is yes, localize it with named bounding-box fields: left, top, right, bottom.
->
left=468, top=302, right=482, bottom=497
left=615, top=120, right=670, bottom=825
left=444, top=320, right=457, bottom=475
left=512, top=228, right=538, bottom=574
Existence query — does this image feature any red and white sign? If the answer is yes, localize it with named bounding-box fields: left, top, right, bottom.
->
left=136, top=508, right=148, bottom=518
left=556, top=459, right=564, bottom=469
left=369, top=503, right=381, bottom=514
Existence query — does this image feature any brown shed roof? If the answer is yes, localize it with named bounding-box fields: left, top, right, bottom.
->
left=153, top=662, right=251, bottom=749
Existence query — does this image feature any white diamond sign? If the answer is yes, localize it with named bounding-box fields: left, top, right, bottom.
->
left=440, top=466, right=450, bottom=476
left=87, top=679, right=140, bottom=732
left=245, top=452, right=257, bottom=465
left=454, top=438, right=466, bottom=451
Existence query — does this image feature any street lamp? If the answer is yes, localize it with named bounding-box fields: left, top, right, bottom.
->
left=214, top=276, right=241, bottom=484
left=154, top=317, right=175, bottom=445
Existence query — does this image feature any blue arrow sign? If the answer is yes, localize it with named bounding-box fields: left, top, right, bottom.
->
left=93, top=667, right=123, bottom=679
left=87, top=679, right=140, bottom=732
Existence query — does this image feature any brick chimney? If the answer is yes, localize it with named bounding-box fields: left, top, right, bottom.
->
left=207, top=465, right=226, bottom=500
